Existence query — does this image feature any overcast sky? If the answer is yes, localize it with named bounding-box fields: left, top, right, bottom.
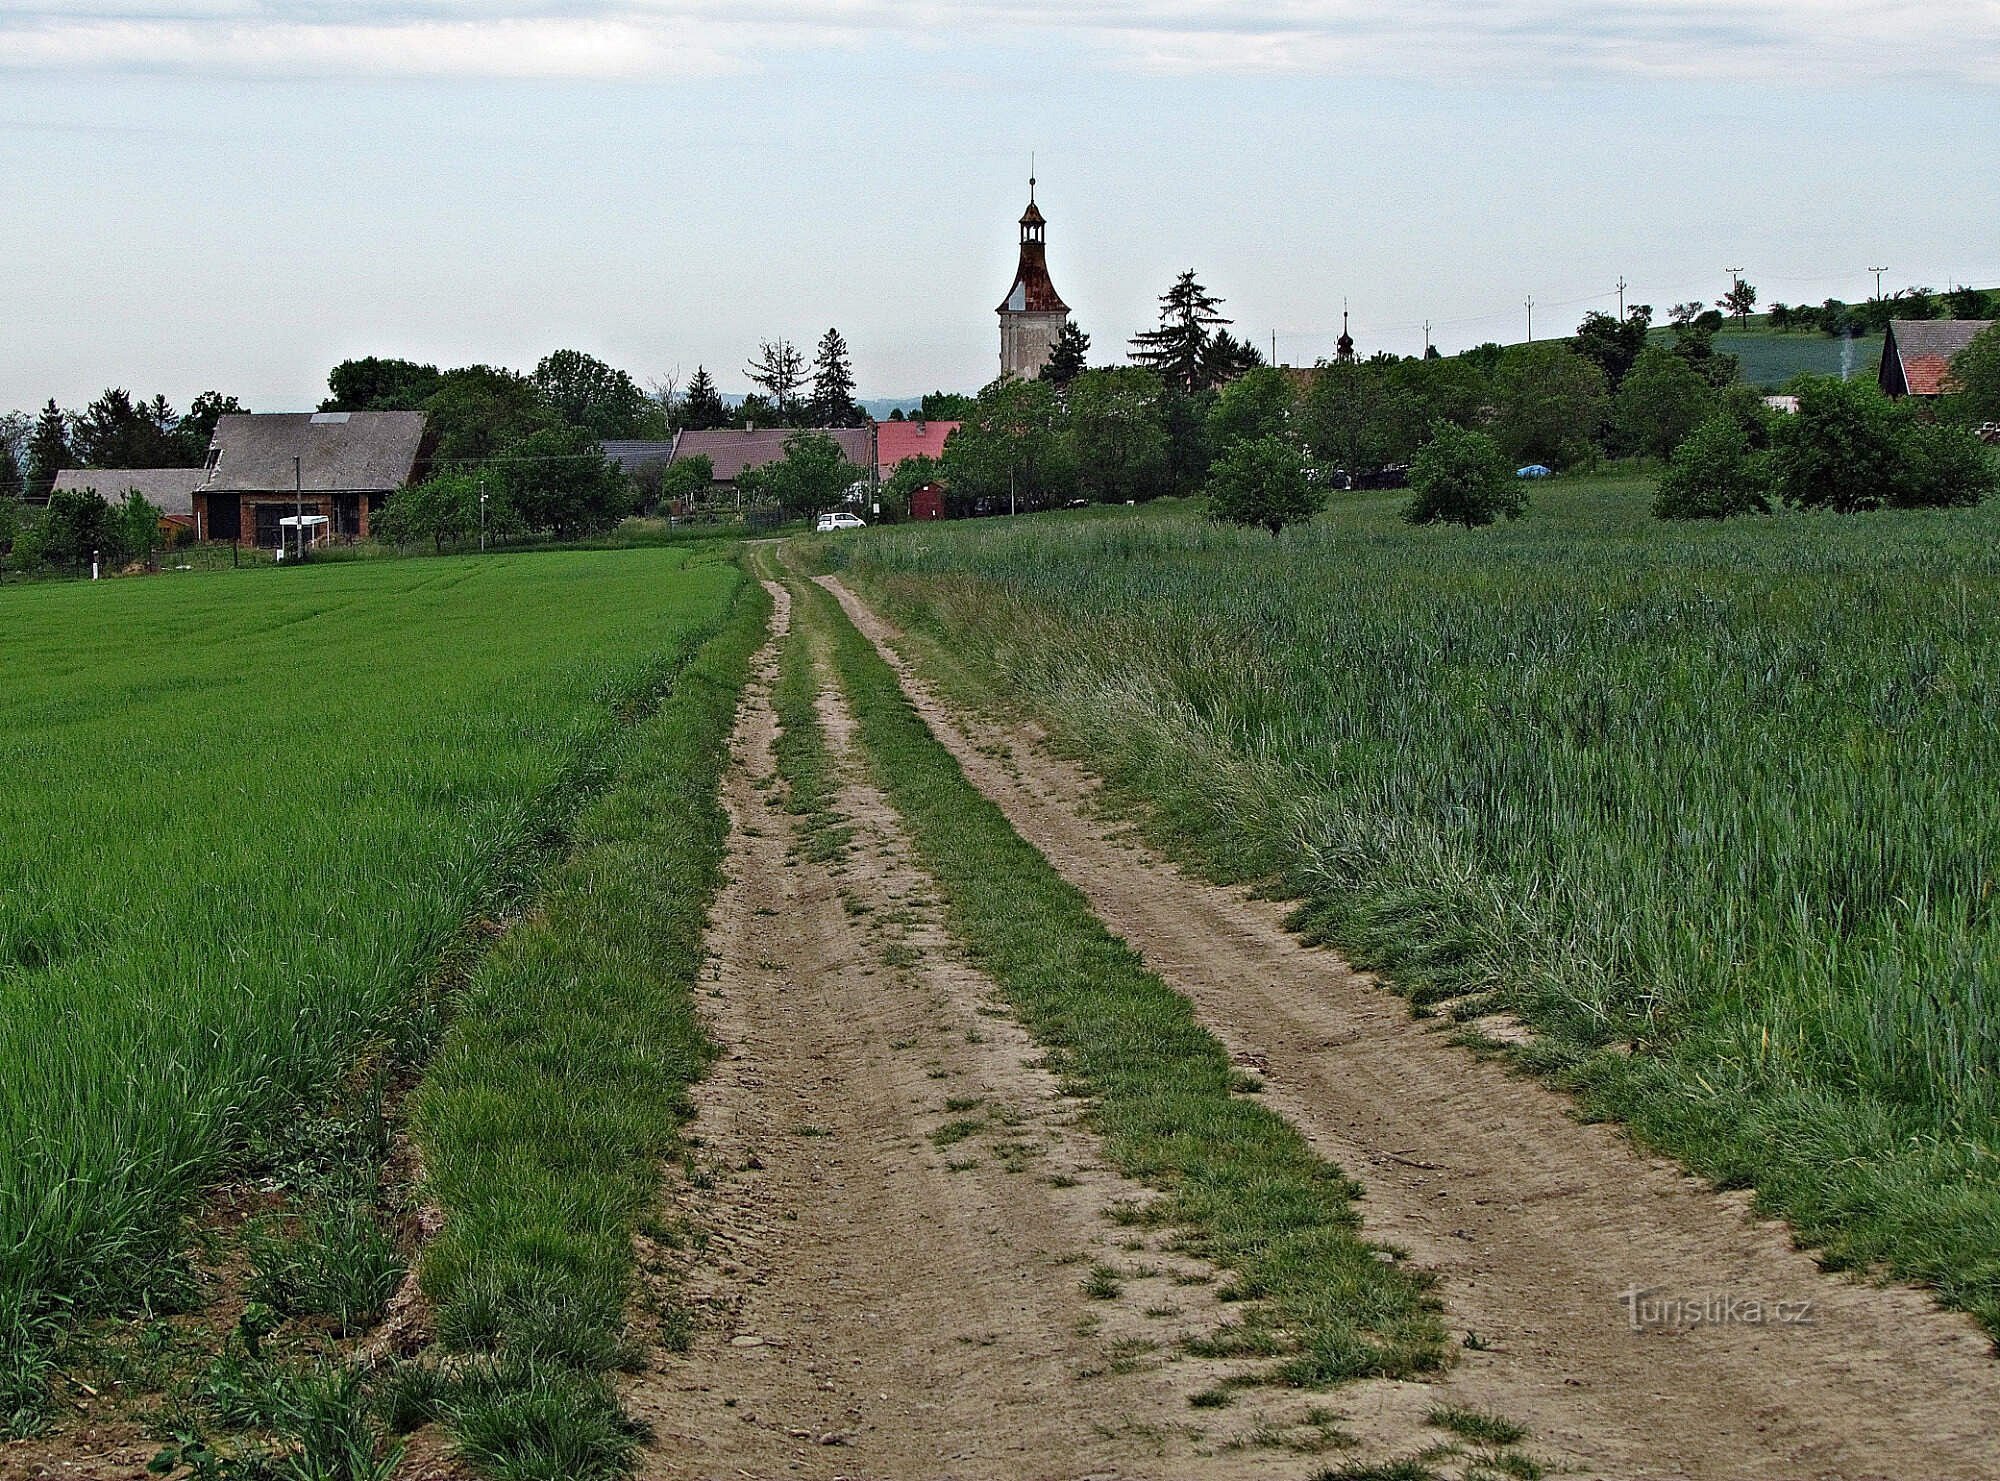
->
left=4, top=1, right=1999, bottom=412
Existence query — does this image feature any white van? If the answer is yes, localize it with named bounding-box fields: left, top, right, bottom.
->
left=816, top=512, right=867, bottom=533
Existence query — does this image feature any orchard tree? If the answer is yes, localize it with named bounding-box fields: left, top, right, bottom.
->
left=1044, top=320, right=1091, bottom=389
left=1129, top=271, right=1231, bottom=392
left=1067, top=368, right=1170, bottom=504
left=810, top=328, right=861, bottom=426
left=758, top=431, right=866, bottom=520
left=38, top=486, right=116, bottom=567
left=1205, top=434, right=1321, bottom=537
left=376, top=472, right=487, bottom=551
left=1771, top=377, right=1910, bottom=513
left=423, top=365, right=551, bottom=466
left=1404, top=423, right=1522, bottom=528
left=1614, top=347, right=1716, bottom=460
left=1572, top=305, right=1653, bottom=390
left=655, top=453, right=714, bottom=512
left=501, top=424, right=633, bottom=537
left=942, top=377, right=1074, bottom=512
left=1491, top=342, right=1608, bottom=469
left=1652, top=416, right=1770, bottom=520
left=1896, top=422, right=1997, bottom=509
left=533, top=349, right=650, bottom=439
left=1946, top=323, right=2000, bottom=424
left=1207, top=365, right=1294, bottom=453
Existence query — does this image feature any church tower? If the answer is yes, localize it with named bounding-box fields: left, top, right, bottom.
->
left=997, top=176, right=1070, bottom=379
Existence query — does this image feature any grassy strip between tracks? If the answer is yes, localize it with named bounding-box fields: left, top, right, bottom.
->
left=404, top=570, right=771, bottom=1480
left=791, top=570, right=1450, bottom=1389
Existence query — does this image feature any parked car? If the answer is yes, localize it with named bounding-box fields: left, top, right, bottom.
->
left=1516, top=464, right=1554, bottom=479
left=816, top=512, right=867, bottom=532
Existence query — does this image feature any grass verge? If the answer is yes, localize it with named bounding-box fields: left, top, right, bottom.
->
left=790, top=570, right=1447, bottom=1386
left=406, top=568, right=771, bottom=1478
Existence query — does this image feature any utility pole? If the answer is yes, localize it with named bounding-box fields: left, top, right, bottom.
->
left=1724, top=266, right=1743, bottom=304
left=479, top=474, right=488, bottom=552
left=1869, top=265, right=1888, bottom=300
left=294, top=454, right=303, bottom=563
left=1270, top=330, right=1277, bottom=367
left=1423, top=320, right=1432, bottom=356
left=1616, top=276, right=1629, bottom=319
left=1525, top=295, right=1534, bottom=343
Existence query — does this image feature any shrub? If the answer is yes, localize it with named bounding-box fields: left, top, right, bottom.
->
left=1404, top=423, right=1521, bottom=528
left=1772, top=377, right=1910, bottom=513
left=1205, top=434, right=1321, bottom=536
left=1653, top=415, right=1771, bottom=520
left=1895, top=421, right=1998, bottom=509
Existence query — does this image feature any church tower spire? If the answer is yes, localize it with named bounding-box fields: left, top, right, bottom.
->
left=997, top=172, right=1071, bottom=379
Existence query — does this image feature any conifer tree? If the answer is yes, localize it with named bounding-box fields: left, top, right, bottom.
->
left=681, top=366, right=727, bottom=430
left=26, top=399, right=69, bottom=502
left=745, top=340, right=806, bottom=423
left=1130, top=272, right=1231, bottom=393
left=1044, top=321, right=1091, bottom=389
left=810, top=328, right=859, bottom=426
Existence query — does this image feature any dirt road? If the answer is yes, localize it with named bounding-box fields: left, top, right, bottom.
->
left=819, top=573, right=2000, bottom=1481
left=630, top=583, right=1348, bottom=1480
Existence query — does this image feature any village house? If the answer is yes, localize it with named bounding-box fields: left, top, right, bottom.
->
left=194, top=411, right=429, bottom=544
left=670, top=426, right=876, bottom=501
left=48, top=468, right=205, bottom=535
left=1879, top=319, right=1995, bottom=400
left=874, top=418, right=959, bottom=482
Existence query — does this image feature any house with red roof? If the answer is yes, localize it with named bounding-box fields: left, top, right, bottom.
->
left=1880, top=319, right=1995, bottom=399
left=875, top=418, right=960, bottom=482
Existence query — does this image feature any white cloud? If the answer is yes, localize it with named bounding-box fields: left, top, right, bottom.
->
left=2, top=1, right=1995, bottom=84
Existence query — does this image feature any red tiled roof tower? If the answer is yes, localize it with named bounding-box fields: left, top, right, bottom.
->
left=997, top=175, right=1072, bottom=379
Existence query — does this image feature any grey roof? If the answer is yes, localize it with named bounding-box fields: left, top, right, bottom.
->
left=50, top=467, right=202, bottom=517
left=204, top=411, right=428, bottom=493
left=672, top=427, right=875, bottom=483
left=601, top=438, right=681, bottom=477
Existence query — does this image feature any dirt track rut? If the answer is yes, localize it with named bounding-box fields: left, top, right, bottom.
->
left=631, top=581, right=1344, bottom=1479
left=820, top=572, right=2000, bottom=1481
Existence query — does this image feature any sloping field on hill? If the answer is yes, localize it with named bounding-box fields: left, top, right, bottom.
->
left=0, top=549, right=738, bottom=1366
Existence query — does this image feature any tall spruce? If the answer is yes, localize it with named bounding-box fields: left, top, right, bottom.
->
left=1130, top=272, right=1232, bottom=393
left=810, top=328, right=859, bottom=426
left=0, top=441, right=22, bottom=503
left=746, top=339, right=806, bottom=423
left=1044, top=321, right=1091, bottom=389
left=26, top=399, right=69, bottom=501
left=681, top=366, right=727, bottom=430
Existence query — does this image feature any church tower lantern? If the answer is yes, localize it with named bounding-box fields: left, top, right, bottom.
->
left=997, top=175, right=1071, bottom=379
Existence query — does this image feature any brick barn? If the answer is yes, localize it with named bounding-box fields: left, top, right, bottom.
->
left=194, top=411, right=430, bottom=544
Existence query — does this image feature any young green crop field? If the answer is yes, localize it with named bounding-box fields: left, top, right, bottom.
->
left=0, top=550, right=738, bottom=1369
left=1645, top=323, right=1884, bottom=388
left=828, top=475, right=2000, bottom=1335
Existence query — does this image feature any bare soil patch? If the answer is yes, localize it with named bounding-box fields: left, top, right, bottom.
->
left=822, top=572, right=2000, bottom=1481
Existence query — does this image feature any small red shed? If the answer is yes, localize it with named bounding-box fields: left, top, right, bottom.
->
left=910, top=482, right=946, bottom=521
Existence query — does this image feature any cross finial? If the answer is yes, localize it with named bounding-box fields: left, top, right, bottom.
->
left=1029, top=152, right=1036, bottom=203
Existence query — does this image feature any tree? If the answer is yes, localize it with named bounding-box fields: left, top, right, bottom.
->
left=879, top=453, right=943, bottom=521
left=809, top=328, right=861, bottom=427
left=1771, top=376, right=1910, bottom=513
left=1946, top=323, right=2000, bottom=424
left=681, top=367, right=728, bottom=431
left=1199, top=330, right=1263, bottom=388
left=757, top=432, right=866, bottom=520
left=1129, top=271, right=1231, bottom=392
left=1299, top=359, right=1390, bottom=477
left=177, top=391, right=246, bottom=462
left=1718, top=278, right=1758, bottom=326
left=919, top=391, right=977, bottom=421
left=1044, top=321, right=1091, bottom=390
left=941, top=377, right=1074, bottom=513
left=0, top=441, right=22, bottom=504
left=113, top=489, right=166, bottom=565
left=745, top=340, right=806, bottom=422
left=1896, top=422, right=1997, bottom=509
left=1066, top=369, right=1171, bottom=504
left=70, top=388, right=185, bottom=468
left=423, top=365, right=552, bottom=466
left=1652, top=415, right=1770, bottom=520
left=375, top=472, right=489, bottom=551
left=1614, top=347, right=1717, bottom=460
left=1669, top=302, right=1704, bottom=329
left=1207, top=365, right=1294, bottom=453
left=26, top=400, right=69, bottom=502
left=1572, top=305, right=1654, bottom=391
left=655, top=454, right=714, bottom=512
left=1205, top=435, right=1321, bottom=537
left=1404, top=423, right=1521, bottom=528
left=1490, top=342, right=1608, bottom=469
left=323, top=357, right=441, bottom=412
left=1946, top=285, right=1995, bottom=320
left=532, top=349, right=650, bottom=439
left=1766, top=303, right=1794, bottom=332
left=499, top=425, right=633, bottom=537
left=37, top=486, right=116, bottom=568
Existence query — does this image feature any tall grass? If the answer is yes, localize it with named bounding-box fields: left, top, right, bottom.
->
left=0, top=550, right=738, bottom=1367
left=831, top=479, right=2000, bottom=1334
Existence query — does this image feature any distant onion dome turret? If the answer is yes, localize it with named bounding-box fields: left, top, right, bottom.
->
left=997, top=176, right=1072, bottom=379
left=1337, top=305, right=1356, bottom=363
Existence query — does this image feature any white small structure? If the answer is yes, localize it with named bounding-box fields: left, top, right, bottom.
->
left=276, top=513, right=331, bottom=561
